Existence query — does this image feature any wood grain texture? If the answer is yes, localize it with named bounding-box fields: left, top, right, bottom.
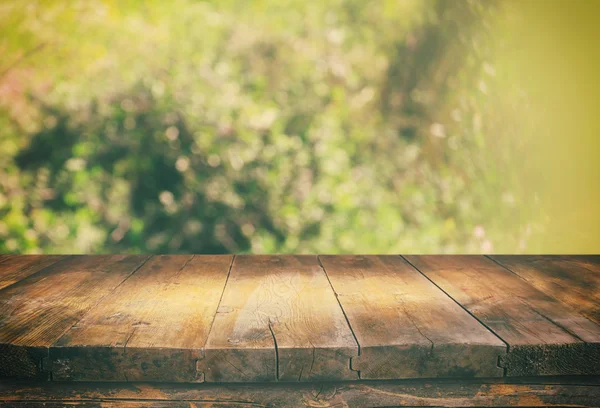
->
left=202, top=255, right=359, bottom=382
left=0, top=255, right=148, bottom=379
left=2, top=378, right=600, bottom=407
left=405, top=255, right=600, bottom=376
left=50, top=255, right=233, bottom=382
left=491, top=255, right=600, bottom=326
left=320, top=255, right=506, bottom=379
left=0, top=255, right=66, bottom=291
left=1, top=254, right=600, bottom=383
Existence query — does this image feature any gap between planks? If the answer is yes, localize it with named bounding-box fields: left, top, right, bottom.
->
left=50, top=255, right=233, bottom=382
left=317, top=255, right=362, bottom=379
left=47, top=255, right=153, bottom=382
left=54, top=255, right=154, bottom=353
left=321, top=255, right=506, bottom=380
left=197, top=254, right=236, bottom=382
left=200, top=255, right=359, bottom=382
left=402, top=255, right=512, bottom=355
left=404, top=255, right=600, bottom=377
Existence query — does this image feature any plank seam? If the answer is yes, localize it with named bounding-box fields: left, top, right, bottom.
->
left=123, top=255, right=195, bottom=351
left=49, top=255, right=153, bottom=350
left=202, top=254, right=235, bottom=346
left=486, top=254, right=595, bottom=307
left=0, top=255, right=67, bottom=294
left=400, top=255, right=510, bottom=374
left=485, top=255, right=600, bottom=343
left=199, top=254, right=236, bottom=381
left=485, top=255, right=541, bottom=285
left=317, top=255, right=362, bottom=379
left=116, top=256, right=198, bottom=382
left=31, top=255, right=152, bottom=381
left=524, top=302, right=587, bottom=343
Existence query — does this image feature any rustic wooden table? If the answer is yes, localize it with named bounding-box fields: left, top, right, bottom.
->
left=0, top=255, right=599, bottom=407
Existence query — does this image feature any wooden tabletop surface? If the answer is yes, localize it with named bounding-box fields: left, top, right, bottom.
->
left=0, top=254, right=598, bottom=383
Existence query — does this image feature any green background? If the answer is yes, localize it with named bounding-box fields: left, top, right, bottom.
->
left=1, top=0, right=598, bottom=254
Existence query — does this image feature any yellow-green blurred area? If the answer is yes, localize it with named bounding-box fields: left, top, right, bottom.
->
left=0, top=0, right=598, bottom=254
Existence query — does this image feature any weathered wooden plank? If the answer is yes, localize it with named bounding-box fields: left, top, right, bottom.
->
left=202, top=255, right=359, bottom=382
left=2, top=378, right=600, bottom=407
left=0, top=255, right=66, bottom=291
left=50, top=255, right=232, bottom=382
left=491, top=255, right=600, bottom=326
left=0, top=255, right=148, bottom=379
left=0, top=254, right=12, bottom=265
left=405, top=255, right=600, bottom=376
left=320, top=255, right=505, bottom=379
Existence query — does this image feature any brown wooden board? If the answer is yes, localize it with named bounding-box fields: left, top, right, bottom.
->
left=2, top=254, right=600, bottom=384
left=405, top=255, right=600, bottom=376
left=0, top=255, right=148, bottom=379
left=0, top=255, right=66, bottom=291
left=50, top=255, right=233, bottom=383
left=491, top=255, right=600, bottom=327
left=2, top=378, right=600, bottom=407
left=320, top=255, right=505, bottom=379
left=201, top=255, right=359, bottom=382
left=0, top=254, right=14, bottom=264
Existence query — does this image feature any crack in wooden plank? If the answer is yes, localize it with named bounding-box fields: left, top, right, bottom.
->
left=396, top=295, right=435, bottom=352
left=268, top=319, right=280, bottom=381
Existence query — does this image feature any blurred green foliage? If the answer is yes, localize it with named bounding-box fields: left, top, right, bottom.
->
left=0, top=0, right=582, bottom=254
